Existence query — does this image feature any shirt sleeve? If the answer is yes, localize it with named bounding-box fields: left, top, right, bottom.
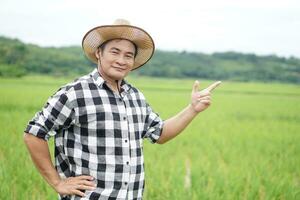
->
left=24, top=88, right=75, bottom=141
left=143, top=102, right=164, bottom=143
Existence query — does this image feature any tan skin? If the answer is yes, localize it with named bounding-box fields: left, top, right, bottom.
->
left=95, top=39, right=135, bottom=92
left=23, top=39, right=221, bottom=197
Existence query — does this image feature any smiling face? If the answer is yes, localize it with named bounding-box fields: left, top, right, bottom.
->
left=95, top=39, right=136, bottom=81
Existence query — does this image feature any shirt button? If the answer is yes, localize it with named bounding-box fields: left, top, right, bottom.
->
left=125, top=139, right=128, bottom=143
left=123, top=116, right=126, bottom=120
left=126, top=161, right=129, bottom=165
left=124, top=182, right=128, bottom=185
left=119, top=98, right=122, bottom=102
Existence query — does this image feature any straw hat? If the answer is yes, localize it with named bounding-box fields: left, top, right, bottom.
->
left=82, top=19, right=155, bottom=70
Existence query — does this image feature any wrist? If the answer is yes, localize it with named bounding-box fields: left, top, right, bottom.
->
left=50, top=177, right=62, bottom=191
left=188, top=104, right=199, bottom=116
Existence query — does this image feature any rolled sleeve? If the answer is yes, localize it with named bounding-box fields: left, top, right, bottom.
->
left=143, top=103, right=164, bottom=143
left=25, top=89, right=75, bottom=140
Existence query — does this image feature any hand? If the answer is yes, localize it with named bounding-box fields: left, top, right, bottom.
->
left=54, top=175, right=96, bottom=197
left=191, top=80, right=221, bottom=113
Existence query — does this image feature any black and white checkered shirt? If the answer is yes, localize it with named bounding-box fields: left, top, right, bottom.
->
left=25, top=68, right=164, bottom=200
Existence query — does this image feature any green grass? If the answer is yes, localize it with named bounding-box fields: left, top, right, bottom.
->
left=0, top=75, right=299, bottom=200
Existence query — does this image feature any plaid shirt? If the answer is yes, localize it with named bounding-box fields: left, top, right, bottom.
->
left=25, top=69, right=164, bottom=200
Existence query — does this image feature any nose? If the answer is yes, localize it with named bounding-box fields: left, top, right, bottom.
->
left=116, top=55, right=126, bottom=66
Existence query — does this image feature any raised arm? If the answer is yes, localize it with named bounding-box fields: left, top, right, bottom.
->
left=157, top=80, right=221, bottom=144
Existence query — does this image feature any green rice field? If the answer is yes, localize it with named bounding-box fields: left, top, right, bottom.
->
left=0, top=75, right=299, bottom=199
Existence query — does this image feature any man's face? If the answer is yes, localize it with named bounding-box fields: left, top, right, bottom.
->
left=97, top=39, right=135, bottom=81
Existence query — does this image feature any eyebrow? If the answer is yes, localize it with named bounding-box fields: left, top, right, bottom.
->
left=110, top=47, right=134, bottom=56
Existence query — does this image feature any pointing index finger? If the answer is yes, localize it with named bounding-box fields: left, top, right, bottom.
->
left=206, top=81, right=222, bottom=92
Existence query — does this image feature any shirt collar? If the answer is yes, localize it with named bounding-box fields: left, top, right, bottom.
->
left=90, top=68, right=132, bottom=93
left=90, top=68, right=105, bottom=87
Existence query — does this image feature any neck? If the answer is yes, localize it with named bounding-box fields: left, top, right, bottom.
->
left=97, top=67, right=121, bottom=92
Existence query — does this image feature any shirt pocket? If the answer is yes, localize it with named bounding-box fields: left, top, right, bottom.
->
left=75, top=107, right=98, bottom=126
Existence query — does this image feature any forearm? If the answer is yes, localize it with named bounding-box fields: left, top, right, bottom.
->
left=157, top=104, right=198, bottom=144
left=23, top=133, right=61, bottom=189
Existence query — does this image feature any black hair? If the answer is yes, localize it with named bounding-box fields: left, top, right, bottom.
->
left=98, top=39, right=138, bottom=58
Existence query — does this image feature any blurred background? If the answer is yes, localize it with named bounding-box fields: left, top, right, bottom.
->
left=0, top=0, right=299, bottom=199
left=0, top=0, right=300, bottom=81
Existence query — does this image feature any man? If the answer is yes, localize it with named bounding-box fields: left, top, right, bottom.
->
left=24, top=19, right=221, bottom=200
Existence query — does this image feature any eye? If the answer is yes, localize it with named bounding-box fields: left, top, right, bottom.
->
left=109, top=49, right=119, bottom=55
left=125, top=54, right=133, bottom=59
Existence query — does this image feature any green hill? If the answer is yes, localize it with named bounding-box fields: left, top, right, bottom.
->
left=0, top=36, right=299, bottom=83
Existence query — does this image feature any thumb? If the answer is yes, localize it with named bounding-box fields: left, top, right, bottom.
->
left=192, top=80, right=200, bottom=93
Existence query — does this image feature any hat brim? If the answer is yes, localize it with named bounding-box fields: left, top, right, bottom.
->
left=82, top=25, right=155, bottom=70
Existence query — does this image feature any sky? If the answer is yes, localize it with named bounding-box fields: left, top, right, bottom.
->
left=0, top=0, right=300, bottom=58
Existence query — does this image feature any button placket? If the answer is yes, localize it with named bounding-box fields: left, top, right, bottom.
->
left=118, top=94, right=131, bottom=188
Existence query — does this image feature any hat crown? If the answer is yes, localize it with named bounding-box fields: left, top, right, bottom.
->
left=113, top=19, right=131, bottom=26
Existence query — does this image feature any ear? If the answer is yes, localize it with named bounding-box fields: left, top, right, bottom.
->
left=95, top=49, right=101, bottom=59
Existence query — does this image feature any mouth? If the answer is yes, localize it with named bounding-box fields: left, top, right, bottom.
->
left=112, top=66, right=127, bottom=71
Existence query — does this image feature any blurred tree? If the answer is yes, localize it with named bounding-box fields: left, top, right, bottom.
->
left=0, top=36, right=299, bottom=83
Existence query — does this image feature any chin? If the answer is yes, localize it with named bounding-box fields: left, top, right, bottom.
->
left=110, top=71, right=128, bottom=80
